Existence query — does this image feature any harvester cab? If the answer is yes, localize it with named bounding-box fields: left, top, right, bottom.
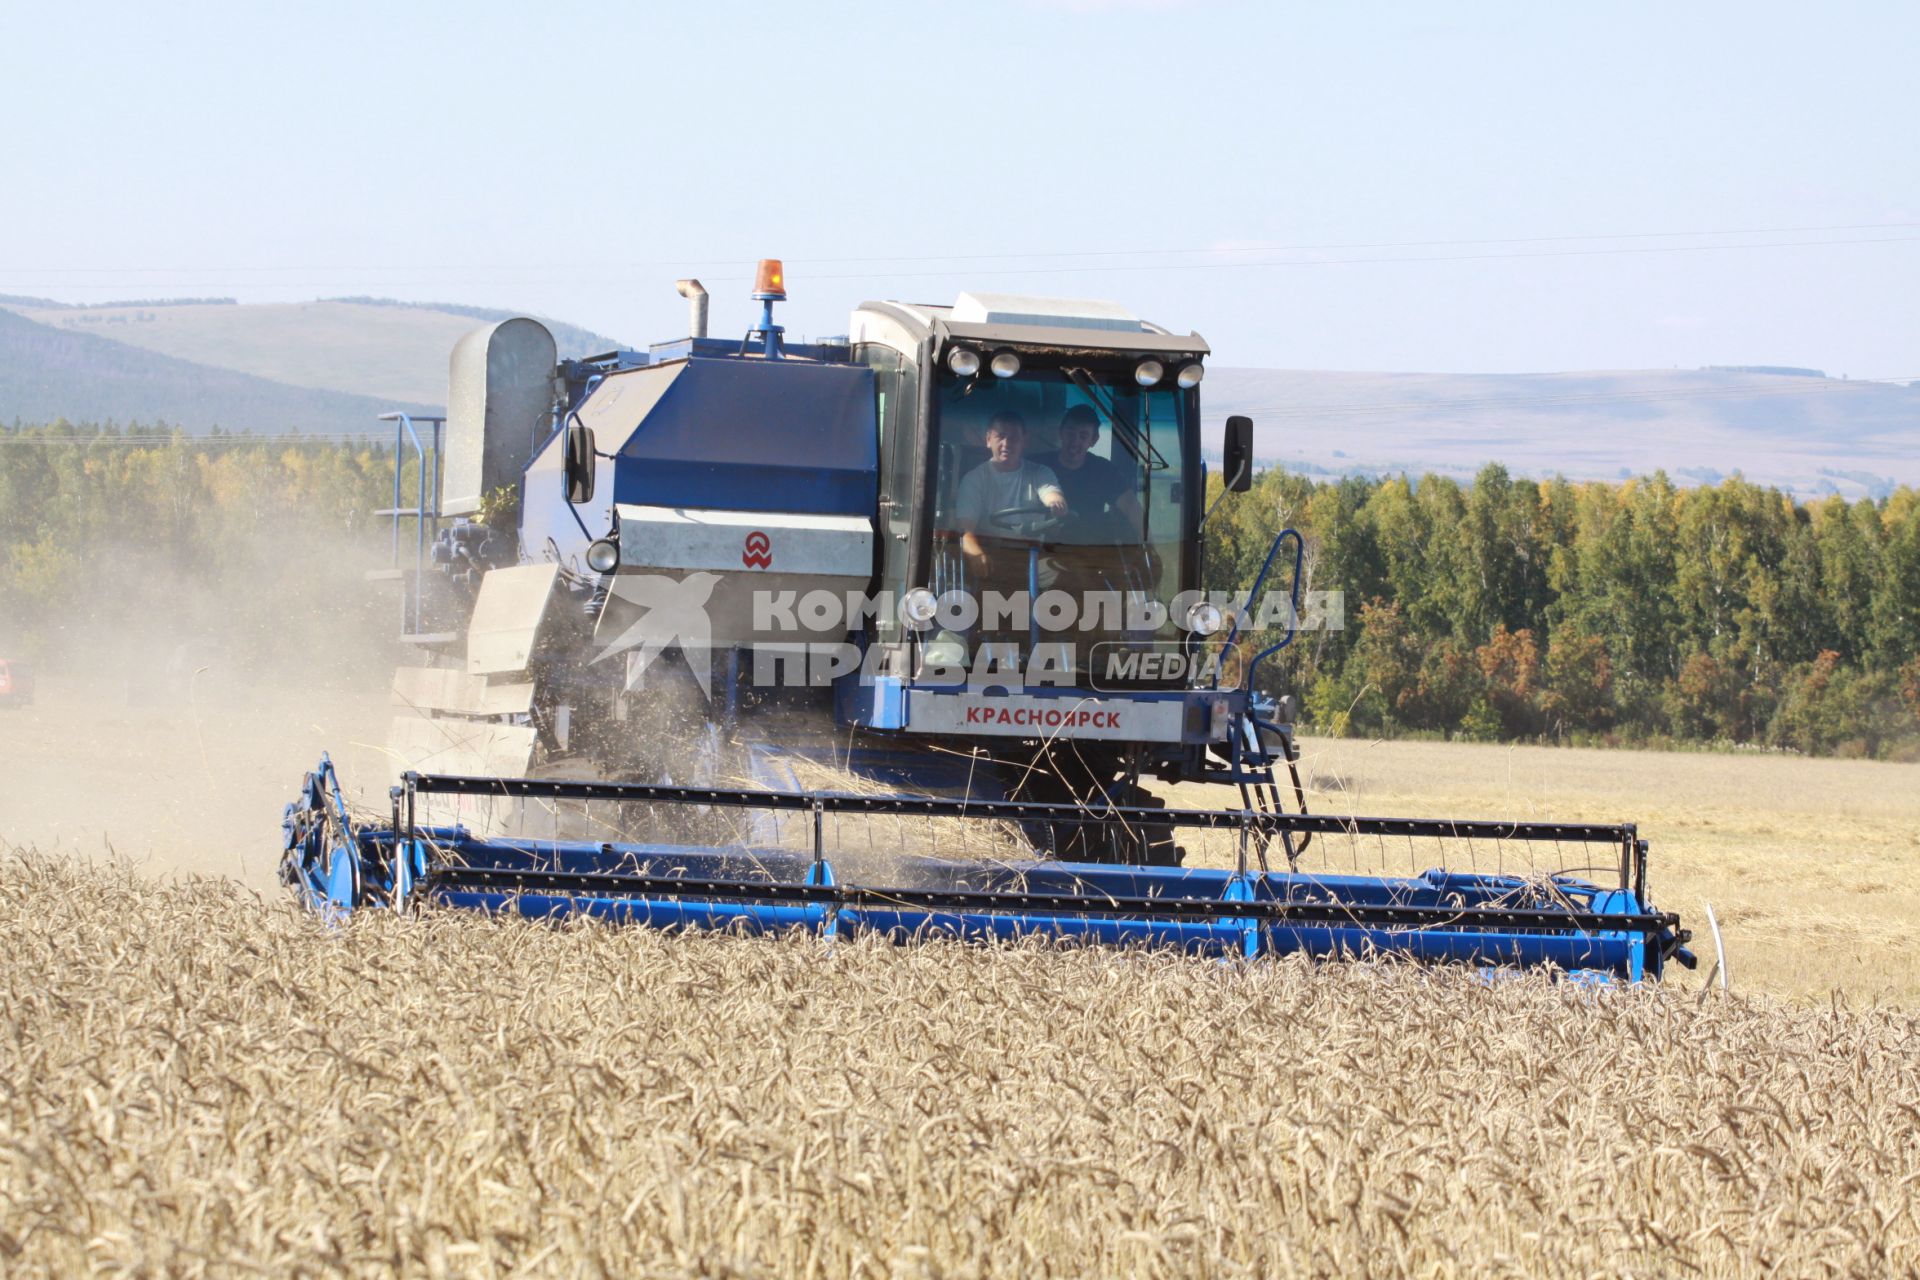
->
left=285, top=264, right=1693, bottom=981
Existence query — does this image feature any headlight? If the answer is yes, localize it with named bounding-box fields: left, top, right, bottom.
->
left=1134, top=359, right=1164, bottom=387
left=1176, top=362, right=1204, bottom=389
left=947, top=347, right=981, bottom=377
left=585, top=537, right=620, bottom=573
left=901, top=587, right=939, bottom=627
left=921, top=633, right=970, bottom=671
left=1185, top=599, right=1224, bottom=636
left=989, top=350, right=1021, bottom=378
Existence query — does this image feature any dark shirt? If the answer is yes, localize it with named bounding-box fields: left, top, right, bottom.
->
left=1037, top=452, right=1130, bottom=516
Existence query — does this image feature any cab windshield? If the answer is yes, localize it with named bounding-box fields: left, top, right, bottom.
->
left=927, top=364, right=1192, bottom=660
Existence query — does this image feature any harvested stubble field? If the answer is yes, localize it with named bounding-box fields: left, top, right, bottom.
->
left=1168, top=735, right=1920, bottom=1006
left=4, top=854, right=1918, bottom=1278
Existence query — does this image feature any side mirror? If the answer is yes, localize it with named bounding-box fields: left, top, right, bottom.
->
left=1222, top=415, right=1254, bottom=493
left=563, top=422, right=596, bottom=504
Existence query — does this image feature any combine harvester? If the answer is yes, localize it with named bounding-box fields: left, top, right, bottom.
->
left=284, top=264, right=1693, bottom=980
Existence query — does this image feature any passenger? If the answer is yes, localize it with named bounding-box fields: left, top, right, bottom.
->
left=954, top=412, right=1067, bottom=579
left=1039, top=404, right=1143, bottom=540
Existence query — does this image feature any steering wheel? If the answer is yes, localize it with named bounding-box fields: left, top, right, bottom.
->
left=990, top=503, right=1070, bottom=533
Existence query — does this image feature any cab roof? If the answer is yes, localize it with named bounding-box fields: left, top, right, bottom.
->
left=854, top=292, right=1209, bottom=357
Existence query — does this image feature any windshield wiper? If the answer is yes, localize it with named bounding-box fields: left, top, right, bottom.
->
left=1063, top=368, right=1170, bottom=471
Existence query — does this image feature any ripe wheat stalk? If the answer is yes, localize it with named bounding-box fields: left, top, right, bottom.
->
left=3, top=849, right=1916, bottom=1277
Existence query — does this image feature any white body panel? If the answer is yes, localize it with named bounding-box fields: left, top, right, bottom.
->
left=617, top=504, right=871, bottom=576
left=467, top=562, right=562, bottom=675
left=848, top=307, right=923, bottom=356
left=391, top=666, right=535, bottom=717
left=443, top=318, right=557, bottom=517
left=607, top=504, right=874, bottom=646
left=950, top=292, right=1141, bottom=332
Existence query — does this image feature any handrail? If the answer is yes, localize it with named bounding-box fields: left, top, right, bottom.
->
left=378, top=412, right=445, bottom=635
left=1213, top=527, right=1304, bottom=692
left=1243, top=529, right=1305, bottom=696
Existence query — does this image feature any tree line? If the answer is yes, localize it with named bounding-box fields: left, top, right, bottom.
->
left=1205, top=463, right=1920, bottom=759
left=0, top=422, right=397, bottom=675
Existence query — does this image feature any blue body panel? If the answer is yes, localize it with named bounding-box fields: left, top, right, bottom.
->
left=596, top=357, right=877, bottom=516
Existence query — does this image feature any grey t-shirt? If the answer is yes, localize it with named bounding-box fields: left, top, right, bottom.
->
left=954, top=460, right=1064, bottom=534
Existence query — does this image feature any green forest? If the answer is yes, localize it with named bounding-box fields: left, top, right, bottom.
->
left=3, top=421, right=1918, bottom=758
left=1204, top=462, right=1920, bottom=759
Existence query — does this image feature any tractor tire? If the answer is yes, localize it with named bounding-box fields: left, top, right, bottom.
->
left=1112, top=786, right=1185, bottom=868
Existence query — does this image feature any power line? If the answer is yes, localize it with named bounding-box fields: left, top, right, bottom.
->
left=788, top=220, right=1920, bottom=264
left=7, top=233, right=1912, bottom=294
left=7, top=230, right=1914, bottom=295
left=4, top=219, right=1919, bottom=281
left=775, top=234, right=1920, bottom=284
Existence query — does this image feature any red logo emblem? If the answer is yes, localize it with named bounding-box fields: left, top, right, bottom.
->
left=742, top=531, right=772, bottom=569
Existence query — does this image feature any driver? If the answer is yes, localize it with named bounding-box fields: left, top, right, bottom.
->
left=1041, top=404, right=1143, bottom=539
left=954, top=412, right=1067, bottom=579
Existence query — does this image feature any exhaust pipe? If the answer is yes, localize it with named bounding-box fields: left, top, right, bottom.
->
left=675, top=279, right=708, bottom=339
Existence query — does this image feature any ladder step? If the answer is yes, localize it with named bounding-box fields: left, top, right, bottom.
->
left=400, top=632, right=464, bottom=647
left=374, top=507, right=437, bottom=517
left=364, top=569, right=407, bottom=582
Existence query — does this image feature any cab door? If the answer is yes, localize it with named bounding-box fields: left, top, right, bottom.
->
left=856, top=341, right=923, bottom=646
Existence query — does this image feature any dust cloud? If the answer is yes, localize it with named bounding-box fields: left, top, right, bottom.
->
left=0, top=527, right=401, bottom=892
left=0, top=511, right=1044, bottom=894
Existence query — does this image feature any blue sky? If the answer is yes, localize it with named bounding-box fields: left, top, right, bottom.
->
left=2, top=0, right=1914, bottom=373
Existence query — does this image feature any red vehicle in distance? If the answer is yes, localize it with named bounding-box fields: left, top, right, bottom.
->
left=0, top=659, right=34, bottom=708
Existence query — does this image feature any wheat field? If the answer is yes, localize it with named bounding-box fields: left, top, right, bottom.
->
left=7, top=683, right=1920, bottom=1275
left=4, top=853, right=1917, bottom=1278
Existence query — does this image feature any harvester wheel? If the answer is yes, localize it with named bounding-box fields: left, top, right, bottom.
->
left=1010, top=762, right=1183, bottom=867
left=1115, top=787, right=1184, bottom=867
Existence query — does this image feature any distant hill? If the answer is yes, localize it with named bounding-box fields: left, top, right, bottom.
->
left=0, top=307, right=438, bottom=433
left=320, top=298, right=628, bottom=372
left=1204, top=366, right=1920, bottom=500
left=0, top=298, right=628, bottom=407
left=2, top=292, right=1913, bottom=497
